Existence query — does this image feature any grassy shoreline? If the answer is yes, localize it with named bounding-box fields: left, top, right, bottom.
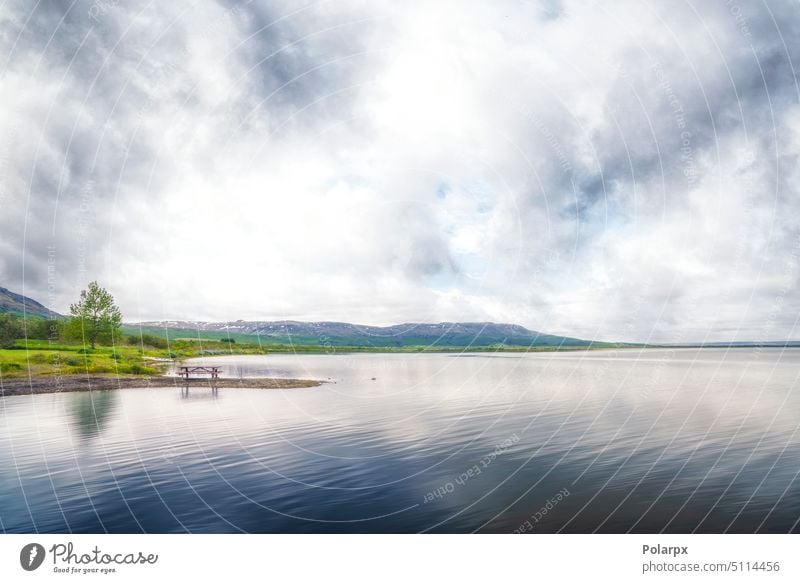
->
left=0, top=337, right=640, bottom=381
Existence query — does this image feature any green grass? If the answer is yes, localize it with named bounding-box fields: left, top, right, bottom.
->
left=0, top=341, right=162, bottom=378
left=0, top=335, right=276, bottom=378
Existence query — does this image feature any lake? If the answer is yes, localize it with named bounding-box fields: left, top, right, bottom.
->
left=2, top=348, right=799, bottom=533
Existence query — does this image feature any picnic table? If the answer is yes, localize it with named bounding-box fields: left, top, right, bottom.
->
left=177, top=365, right=222, bottom=380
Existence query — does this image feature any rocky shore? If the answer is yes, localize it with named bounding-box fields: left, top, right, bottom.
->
left=0, top=375, right=324, bottom=397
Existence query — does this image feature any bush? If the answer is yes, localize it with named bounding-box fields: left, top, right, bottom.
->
left=88, top=366, right=114, bottom=373
left=0, top=314, right=23, bottom=348
left=128, top=364, right=155, bottom=375
left=111, top=352, right=121, bottom=361
left=126, top=333, right=168, bottom=349
left=0, top=362, right=22, bottom=373
left=65, top=357, right=82, bottom=366
left=24, top=318, right=51, bottom=340
left=0, top=314, right=67, bottom=344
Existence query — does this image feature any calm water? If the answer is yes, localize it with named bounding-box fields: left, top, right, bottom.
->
left=2, top=348, right=800, bottom=533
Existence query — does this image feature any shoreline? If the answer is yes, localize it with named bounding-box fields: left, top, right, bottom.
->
left=0, top=375, right=324, bottom=397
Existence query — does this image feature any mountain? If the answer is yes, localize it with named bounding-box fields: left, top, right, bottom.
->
left=660, top=341, right=800, bottom=347
left=0, top=286, right=60, bottom=318
left=130, top=320, right=599, bottom=348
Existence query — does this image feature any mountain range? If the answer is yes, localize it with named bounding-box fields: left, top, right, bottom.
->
left=130, top=320, right=597, bottom=348
left=6, top=285, right=798, bottom=348
left=0, top=286, right=60, bottom=318
left=1, top=285, right=595, bottom=347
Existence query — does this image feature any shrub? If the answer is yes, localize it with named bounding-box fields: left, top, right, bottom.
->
left=88, top=366, right=114, bottom=373
left=128, top=364, right=155, bottom=375
left=65, top=357, right=82, bottom=366
left=0, top=314, right=23, bottom=348
left=147, top=334, right=168, bottom=349
left=0, top=362, right=22, bottom=373
left=127, top=333, right=168, bottom=349
left=26, top=318, right=61, bottom=341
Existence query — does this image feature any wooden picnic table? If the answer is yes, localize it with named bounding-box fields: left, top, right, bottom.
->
left=177, top=365, right=222, bottom=380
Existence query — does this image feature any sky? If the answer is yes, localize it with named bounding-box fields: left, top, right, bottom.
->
left=1, top=0, right=799, bottom=342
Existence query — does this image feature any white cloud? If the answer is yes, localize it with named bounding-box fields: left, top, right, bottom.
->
left=2, top=0, right=799, bottom=342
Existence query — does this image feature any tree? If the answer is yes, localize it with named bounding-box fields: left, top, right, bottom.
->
left=0, top=313, right=23, bottom=348
left=69, top=282, right=122, bottom=349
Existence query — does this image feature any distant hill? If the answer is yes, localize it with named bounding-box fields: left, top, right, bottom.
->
left=0, top=286, right=60, bottom=318
left=659, top=341, right=800, bottom=348
left=129, top=320, right=603, bottom=348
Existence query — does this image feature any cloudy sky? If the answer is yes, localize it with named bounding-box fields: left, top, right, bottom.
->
left=1, top=0, right=799, bottom=342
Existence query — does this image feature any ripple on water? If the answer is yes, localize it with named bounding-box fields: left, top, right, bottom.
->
left=2, top=349, right=800, bottom=532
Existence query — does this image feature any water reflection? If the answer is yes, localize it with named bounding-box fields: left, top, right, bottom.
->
left=69, top=390, right=118, bottom=439
left=180, top=384, right=219, bottom=400
left=2, top=349, right=800, bottom=533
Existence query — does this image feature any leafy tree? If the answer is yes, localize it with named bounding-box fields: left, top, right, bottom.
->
left=69, top=282, right=122, bottom=349
left=0, top=314, right=23, bottom=348
left=25, top=317, right=58, bottom=341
